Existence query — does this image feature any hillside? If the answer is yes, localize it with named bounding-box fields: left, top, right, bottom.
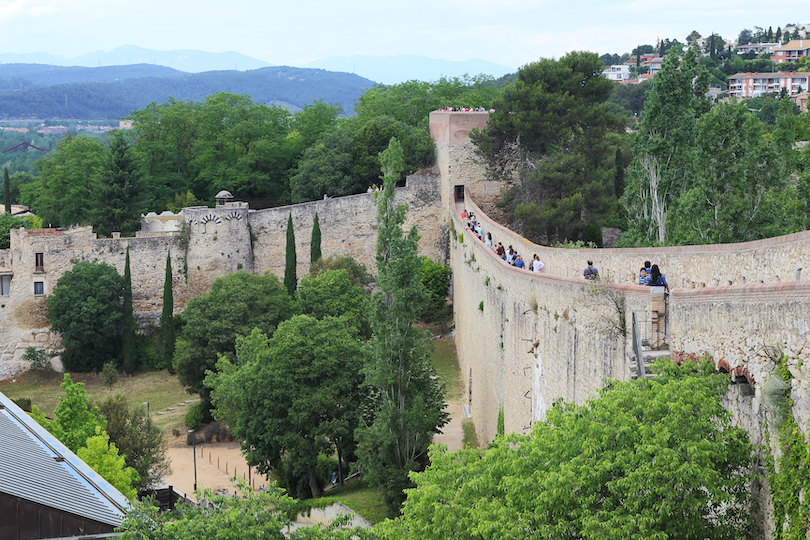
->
left=0, top=65, right=375, bottom=120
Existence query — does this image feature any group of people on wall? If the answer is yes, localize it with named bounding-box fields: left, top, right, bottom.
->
left=464, top=208, right=546, bottom=274
left=462, top=208, right=669, bottom=289
left=639, top=260, right=669, bottom=290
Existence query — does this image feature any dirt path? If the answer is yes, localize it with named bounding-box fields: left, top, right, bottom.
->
left=163, top=440, right=267, bottom=497
left=433, top=401, right=464, bottom=451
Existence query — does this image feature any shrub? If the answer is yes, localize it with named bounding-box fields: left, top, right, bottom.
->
left=13, top=397, right=32, bottom=412
left=101, top=362, right=118, bottom=389
left=184, top=402, right=203, bottom=430
left=23, top=346, right=51, bottom=371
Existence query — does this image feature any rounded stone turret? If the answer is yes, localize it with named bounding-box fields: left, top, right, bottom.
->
left=215, top=190, right=234, bottom=206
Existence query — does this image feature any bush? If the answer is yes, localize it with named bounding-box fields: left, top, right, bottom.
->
left=23, top=346, right=51, bottom=371
left=184, top=402, right=203, bottom=430
left=582, top=222, right=603, bottom=248
left=13, top=397, right=32, bottom=412
left=101, top=362, right=118, bottom=388
left=317, top=453, right=339, bottom=487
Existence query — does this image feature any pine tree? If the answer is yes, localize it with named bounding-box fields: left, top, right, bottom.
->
left=121, top=247, right=136, bottom=374
left=161, top=251, right=175, bottom=373
left=310, top=212, right=322, bottom=267
left=3, top=167, right=10, bottom=215
left=284, top=214, right=297, bottom=296
left=355, top=138, right=448, bottom=515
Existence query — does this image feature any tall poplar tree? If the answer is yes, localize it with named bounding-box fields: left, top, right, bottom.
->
left=310, top=212, right=322, bottom=267
left=355, top=137, right=448, bottom=515
left=4, top=167, right=10, bottom=214
left=284, top=213, right=297, bottom=296
left=161, top=251, right=175, bottom=373
left=121, top=246, right=136, bottom=373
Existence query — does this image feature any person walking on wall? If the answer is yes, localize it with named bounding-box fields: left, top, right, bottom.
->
left=583, top=260, right=599, bottom=280
left=532, top=254, right=545, bottom=273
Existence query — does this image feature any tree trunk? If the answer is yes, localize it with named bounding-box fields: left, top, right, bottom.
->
left=309, top=466, right=321, bottom=499
left=337, top=448, right=344, bottom=486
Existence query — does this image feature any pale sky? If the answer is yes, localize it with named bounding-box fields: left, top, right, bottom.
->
left=0, top=0, right=805, bottom=69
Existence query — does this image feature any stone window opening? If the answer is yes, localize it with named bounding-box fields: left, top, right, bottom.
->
left=33, top=281, right=44, bottom=296
left=0, top=275, right=10, bottom=296
left=34, top=252, right=44, bottom=273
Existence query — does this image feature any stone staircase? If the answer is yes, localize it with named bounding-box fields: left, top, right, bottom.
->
left=628, top=347, right=671, bottom=379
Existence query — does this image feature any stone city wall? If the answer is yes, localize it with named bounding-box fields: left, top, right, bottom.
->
left=450, top=202, right=652, bottom=443
left=669, top=282, right=810, bottom=445
left=250, top=168, right=444, bottom=278
left=0, top=170, right=444, bottom=378
left=461, top=188, right=810, bottom=288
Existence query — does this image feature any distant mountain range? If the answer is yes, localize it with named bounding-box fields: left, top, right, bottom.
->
left=0, top=45, right=271, bottom=74
left=0, top=46, right=517, bottom=85
left=302, top=55, right=516, bottom=85
left=0, top=64, right=374, bottom=120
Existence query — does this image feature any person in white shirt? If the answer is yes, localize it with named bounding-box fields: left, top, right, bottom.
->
left=532, top=254, right=545, bottom=273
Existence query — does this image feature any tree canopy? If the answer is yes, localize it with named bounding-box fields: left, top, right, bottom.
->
left=298, top=268, right=371, bottom=339
left=173, top=271, right=293, bottom=412
left=472, top=51, right=623, bottom=243
left=47, top=261, right=124, bottom=372
left=380, top=360, right=753, bottom=540
left=355, top=138, right=448, bottom=515
left=207, top=317, right=367, bottom=499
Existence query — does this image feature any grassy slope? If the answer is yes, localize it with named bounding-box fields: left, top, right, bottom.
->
left=0, top=369, right=194, bottom=432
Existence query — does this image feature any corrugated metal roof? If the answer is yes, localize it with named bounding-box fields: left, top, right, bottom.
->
left=0, top=391, right=128, bottom=526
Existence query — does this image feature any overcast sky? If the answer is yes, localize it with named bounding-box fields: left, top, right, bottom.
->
left=0, top=0, right=805, bottom=68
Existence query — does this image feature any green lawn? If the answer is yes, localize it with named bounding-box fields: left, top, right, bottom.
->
left=0, top=369, right=194, bottom=431
left=318, top=479, right=389, bottom=525
left=430, top=336, right=463, bottom=401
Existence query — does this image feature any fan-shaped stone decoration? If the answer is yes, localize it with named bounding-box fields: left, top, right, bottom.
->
left=224, top=211, right=243, bottom=221
left=200, top=214, right=222, bottom=225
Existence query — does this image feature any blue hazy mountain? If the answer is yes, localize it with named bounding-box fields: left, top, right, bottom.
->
left=301, top=54, right=516, bottom=84
left=0, top=45, right=272, bottom=73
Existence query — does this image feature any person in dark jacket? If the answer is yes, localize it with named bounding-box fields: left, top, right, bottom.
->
left=583, top=260, right=599, bottom=280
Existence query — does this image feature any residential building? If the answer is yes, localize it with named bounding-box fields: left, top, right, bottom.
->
left=772, top=40, right=810, bottom=64
left=727, top=71, right=810, bottom=98
left=736, top=42, right=780, bottom=55
left=602, top=64, right=630, bottom=81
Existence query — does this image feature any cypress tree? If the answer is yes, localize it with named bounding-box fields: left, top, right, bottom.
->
left=4, top=167, right=10, bottom=215
left=284, top=213, right=297, bottom=296
left=161, top=251, right=175, bottom=373
left=121, top=246, right=136, bottom=374
left=310, top=212, right=322, bottom=267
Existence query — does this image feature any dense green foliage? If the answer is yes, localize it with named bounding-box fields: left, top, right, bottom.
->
left=121, top=248, right=136, bottom=374
left=94, top=131, right=145, bottom=237
left=379, top=360, right=753, bottom=540
left=77, top=428, right=139, bottom=499
left=284, top=213, right=298, bottom=296
left=160, top=252, right=175, bottom=372
left=37, top=373, right=107, bottom=453
left=472, top=52, right=623, bottom=244
left=207, top=317, right=366, bottom=499
left=119, top=483, right=371, bottom=539
left=310, top=211, right=322, bottom=265
left=309, top=255, right=373, bottom=288
left=31, top=374, right=140, bottom=499
left=418, top=257, right=452, bottom=331
left=173, top=271, right=293, bottom=412
left=621, top=48, right=804, bottom=246
left=298, top=269, right=371, bottom=339
left=0, top=211, right=28, bottom=249
left=355, top=138, right=448, bottom=515
left=96, top=393, right=170, bottom=495
left=47, top=262, right=124, bottom=372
